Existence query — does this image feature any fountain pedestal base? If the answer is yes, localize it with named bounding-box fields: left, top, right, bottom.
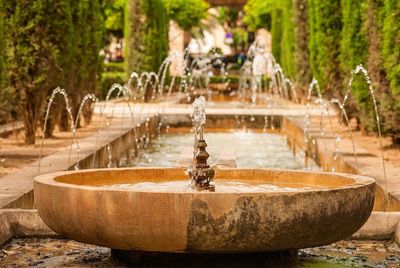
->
left=111, top=249, right=298, bottom=268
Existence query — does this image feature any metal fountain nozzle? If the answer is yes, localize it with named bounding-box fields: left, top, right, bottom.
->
left=189, top=96, right=215, bottom=191
left=190, top=138, right=215, bottom=191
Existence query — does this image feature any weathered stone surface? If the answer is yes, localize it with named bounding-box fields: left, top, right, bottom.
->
left=34, top=167, right=375, bottom=253
left=0, top=209, right=57, bottom=246
left=395, top=221, right=400, bottom=247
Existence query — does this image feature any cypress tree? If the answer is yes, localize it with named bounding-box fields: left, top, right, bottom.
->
left=43, top=0, right=75, bottom=136
left=271, top=9, right=283, bottom=64
left=382, top=0, right=400, bottom=100
left=0, top=0, right=5, bottom=90
left=0, top=0, right=10, bottom=124
left=293, top=0, right=311, bottom=89
left=339, top=0, right=373, bottom=130
left=307, top=0, right=342, bottom=97
left=4, top=0, right=66, bottom=144
left=279, top=0, right=295, bottom=79
left=66, top=0, right=103, bottom=126
left=125, top=0, right=169, bottom=75
left=379, top=0, right=400, bottom=139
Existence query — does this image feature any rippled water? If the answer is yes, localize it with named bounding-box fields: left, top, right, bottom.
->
left=100, top=180, right=325, bottom=192
left=119, top=132, right=319, bottom=170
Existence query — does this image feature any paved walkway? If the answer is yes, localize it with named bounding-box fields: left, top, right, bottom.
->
left=284, top=116, right=400, bottom=211
left=0, top=115, right=157, bottom=208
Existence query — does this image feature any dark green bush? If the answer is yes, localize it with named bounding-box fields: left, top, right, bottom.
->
left=210, top=75, right=240, bottom=84
left=100, top=72, right=127, bottom=100
left=104, top=62, right=125, bottom=73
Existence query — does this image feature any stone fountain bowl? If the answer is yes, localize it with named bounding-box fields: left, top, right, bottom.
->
left=34, top=168, right=375, bottom=253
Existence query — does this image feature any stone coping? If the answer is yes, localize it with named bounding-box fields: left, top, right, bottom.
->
left=34, top=167, right=375, bottom=195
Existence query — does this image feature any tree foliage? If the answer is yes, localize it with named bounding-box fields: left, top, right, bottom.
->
left=2, top=0, right=103, bottom=143
left=340, top=0, right=372, bottom=129
left=163, top=0, right=208, bottom=31
left=279, top=0, right=295, bottom=79
left=103, top=0, right=126, bottom=34
left=4, top=0, right=68, bottom=143
left=244, top=0, right=295, bottom=78
left=382, top=0, right=400, bottom=101
left=308, top=0, right=342, bottom=97
left=125, top=0, right=169, bottom=75
left=293, top=0, right=311, bottom=88
left=243, top=0, right=273, bottom=31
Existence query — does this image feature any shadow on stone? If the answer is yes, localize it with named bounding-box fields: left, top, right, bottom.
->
left=111, top=249, right=298, bottom=268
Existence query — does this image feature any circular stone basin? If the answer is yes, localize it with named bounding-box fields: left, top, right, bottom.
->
left=34, top=168, right=375, bottom=253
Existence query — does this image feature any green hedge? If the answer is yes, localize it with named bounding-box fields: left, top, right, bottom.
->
left=382, top=0, right=400, bottom=101
left=279, top=0, right=295, bottom=79
left=340, top=0, right=373, bottom=129
left=244, top=0, right=400, bottom=139
left=104, top=62, right=125, bottom=73
left=308, top=0, right=342, bottom=97
left=380, top=0, right=400, bottom=136
left=100, top=72, right=127, bottom=100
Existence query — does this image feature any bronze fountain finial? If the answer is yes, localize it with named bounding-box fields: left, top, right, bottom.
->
left=189, top=96, right=215, bottom=191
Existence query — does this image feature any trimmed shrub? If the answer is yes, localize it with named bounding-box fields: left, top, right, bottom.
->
left=104, top=62, right=125, bottom=73
left=100, top=72, right=127, bottom=100
left=307, top=0, right=342, bottom=97
left=382, top=0, right=400, bottom=101
left=374, top=0, right=400, bottom=137
left=279, top=0, right=295, bottom=79
left=340, top=0, right=372, bottom=129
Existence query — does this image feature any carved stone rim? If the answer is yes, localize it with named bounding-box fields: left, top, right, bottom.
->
left=34, top=167, right=375, bottom=195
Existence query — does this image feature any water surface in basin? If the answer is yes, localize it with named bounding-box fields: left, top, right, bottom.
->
left=99, top=180, right=326, bottom=192
left=120, top=132, right=319, bottom=170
